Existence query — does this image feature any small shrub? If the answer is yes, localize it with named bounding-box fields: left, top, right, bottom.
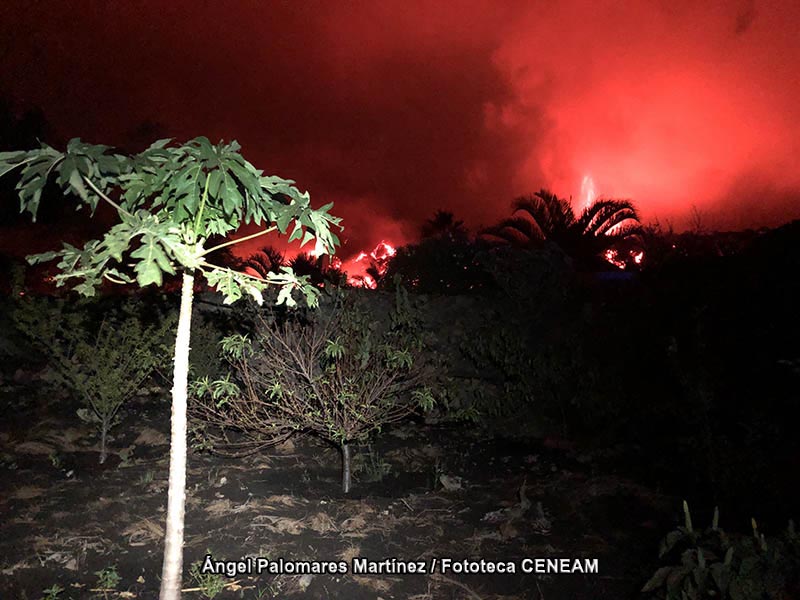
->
left=94, top=565, right=121, bottom=590
left=642, top=501, right=800, bottom=599
left=352, top=444, right=392, bottom=483
left=40, top=584, right=65, bottom=600
left=189, top=556, right=226, bottom=599
left=12, top=295, right=175, bottom=463
left=191, top=286, right=437, bottom=492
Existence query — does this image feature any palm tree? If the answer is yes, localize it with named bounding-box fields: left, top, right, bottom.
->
left=421, top=209, right=468, bottom=241
left=481, top=189, right=643, bottom=268
left=245, top=245, right=285, bottom=278
left=289, top=252, right=346, bottom=287
left=289, top=251, right=320, bottom=279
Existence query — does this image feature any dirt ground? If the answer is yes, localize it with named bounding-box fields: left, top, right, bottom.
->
left=0, top=378, right=677, bottom=600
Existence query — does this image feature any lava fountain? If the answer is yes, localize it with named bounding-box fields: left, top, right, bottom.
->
left=580, top=174, right=596, bottom=211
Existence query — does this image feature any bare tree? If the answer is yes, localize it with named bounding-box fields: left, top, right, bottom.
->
left=191, top=290, right=435, bottom=492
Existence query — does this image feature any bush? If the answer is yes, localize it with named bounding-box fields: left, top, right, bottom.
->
left=12, top=294, right=175, bottom=462
left=380, top=236, right=493, bottom=294
left=642, top=501, right=800, bottom=599
left=458, top=245, right=577, bottom=431
left=191, top=287, right=437, bottom=492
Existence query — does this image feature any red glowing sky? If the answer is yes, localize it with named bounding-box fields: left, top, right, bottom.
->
left=1, top=1, right=799, bottom=257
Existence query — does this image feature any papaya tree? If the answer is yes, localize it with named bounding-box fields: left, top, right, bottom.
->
left=0, top=137, right=341, bottom=600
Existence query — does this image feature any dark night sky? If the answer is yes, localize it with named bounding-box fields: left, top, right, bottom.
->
left=1, top=1, right=799, bottom=260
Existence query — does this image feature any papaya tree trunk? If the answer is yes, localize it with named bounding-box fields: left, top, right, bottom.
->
left=342, top=441, right=352, bottom=494
left=98, top=418, right=109, bottom=464
left=160, top=272, right=194, bottom=600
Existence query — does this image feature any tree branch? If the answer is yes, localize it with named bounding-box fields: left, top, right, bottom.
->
left=198, top=259, right=274, bottom=284
left=82, top=175, right=132, bottom=217
left=0, top=156, right=38, bottom=179
left=201, top=226, right=278, bottom=257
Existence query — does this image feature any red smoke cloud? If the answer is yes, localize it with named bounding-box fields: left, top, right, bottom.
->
left=1, top=1, right=798, bottom=260
left=494, top=1, right=800, bottom=230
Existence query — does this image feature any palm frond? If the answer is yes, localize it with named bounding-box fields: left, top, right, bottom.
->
left=577, top=199, right=641, bottom=237
left=244, top=245, right=285, bottom=278
left=511, top=189, right=576, bottom=240
left=480, top=216, right=545, bottom=247
left=607, top=221, right=645, bottom=242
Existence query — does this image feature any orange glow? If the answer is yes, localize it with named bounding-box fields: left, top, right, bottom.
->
left=357, top=241, right=397, bottom=263
left=603, top=248, right=645, bottom=270
left=345, top=240, right=397, bottom=288
left=603, top=249, right=626, bottom=270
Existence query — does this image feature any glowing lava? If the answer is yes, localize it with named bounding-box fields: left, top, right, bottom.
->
left=603, top=248, right=626, bottom=270
left=345, top=240, right=397, bottom=288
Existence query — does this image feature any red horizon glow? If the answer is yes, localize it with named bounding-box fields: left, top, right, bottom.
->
left=1, top=2, right=799, bottom=258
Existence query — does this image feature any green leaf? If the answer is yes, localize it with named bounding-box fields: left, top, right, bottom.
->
left=641, top=566, right=672, bottom=592
left=301, top=229, right=315, bottom=247
left=275, top=208, right=294, bottom=234
left=148, top=138, right=173, bottom=150
left=245, top=283, right=264, bottom=305
left=276, top=284, right=296, bottom=307
left=68, top=170, right=89, bottom=202
left=27, top=251, right=59, bottom=264
left=1, top=137, right=342, bottom=301
left=131, top=232, right=175, bottom=287
left=204, top=269, right=244, bottom=305
left=194, top=136, right=216, bottom=162
left=166, top=239, right=203, bottom=271
left=207, top=168, right=222, bottom=198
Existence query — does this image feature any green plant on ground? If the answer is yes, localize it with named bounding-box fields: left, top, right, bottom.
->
left=189, top=556, right=226, bottom=599
left=138, top=469, right=155, bottom=487
left=352, top=444, right=392, bottom=483
left=94, top=565, right=121, bottom=592
left=642, top=500, right=800, bottom=599
left=117, top=445, right=136, bottom=467
left=254, top=584, right=275, bottom=599
left=13, top=296, right=175, bottom=464
left=41, top=584, right=65, bottom=600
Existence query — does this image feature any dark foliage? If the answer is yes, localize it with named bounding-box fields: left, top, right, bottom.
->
left=380, top=236, right=494, bottom=294
left=462, top=221, right=800, bottom=522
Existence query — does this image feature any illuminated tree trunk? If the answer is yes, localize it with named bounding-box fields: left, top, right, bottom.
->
left=341, top=442, right=352, bottom=494
left=160, top=272, right=194, bottom=600
left=99, top=417, right=110, bottom=464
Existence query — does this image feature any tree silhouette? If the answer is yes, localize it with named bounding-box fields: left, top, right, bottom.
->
left=421, top=209, right=468, bottom=241
left=210, top=247, right=245, bottom=272
left=245, top=245, right=285, bottom=278
left=482, top=189, right=643, bottom=269
left=380, top=210, right=492, bottom=294
left=289, top=251, right=345, bottom=287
